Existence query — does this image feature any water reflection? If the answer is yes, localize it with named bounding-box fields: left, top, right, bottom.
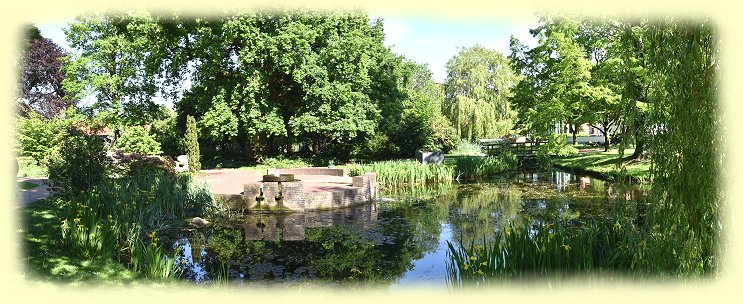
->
left=222, top=203, right=378, bottom=241
left=171, top=169, right=647, bottom=286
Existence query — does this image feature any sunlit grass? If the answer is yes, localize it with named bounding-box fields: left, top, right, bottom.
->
left=18, top=181, right=39, bottom=190
left=551, top=149, right=651, bottom=182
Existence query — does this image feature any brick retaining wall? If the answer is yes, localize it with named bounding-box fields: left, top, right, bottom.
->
left=233, top=172, right=376, bottom=212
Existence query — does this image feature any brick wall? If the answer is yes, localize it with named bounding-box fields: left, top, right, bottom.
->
left=233, top=172, right=377, bottom=212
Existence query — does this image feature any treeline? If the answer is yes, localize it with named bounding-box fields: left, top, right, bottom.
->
left=55, top=9, right=465, bottom=164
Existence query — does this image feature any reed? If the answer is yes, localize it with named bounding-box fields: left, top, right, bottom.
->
left=446, top=219, right=636, bottom=287
left=454, top=154, right=517, bottom=180
left=58, top=170, right=214, bottom=279
left=350, top=160, right=454, bottom=187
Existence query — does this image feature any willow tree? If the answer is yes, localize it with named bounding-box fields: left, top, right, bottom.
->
left=443, top=45, right=518, bottom=141
left=643, top=18, right=720, bottom=275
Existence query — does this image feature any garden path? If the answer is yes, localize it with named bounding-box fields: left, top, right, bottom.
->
left=16, top=177, right=51, bottom=206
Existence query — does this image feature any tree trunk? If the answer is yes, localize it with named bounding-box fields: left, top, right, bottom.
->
left=571, top=124, right=578, bottom=146
left=603, top=130, right=610, bottom=152
left=631, top=136, right=644, bottom=159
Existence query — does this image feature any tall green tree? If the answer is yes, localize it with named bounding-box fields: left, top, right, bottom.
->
left=444, top=45, right=518, bottom=141
left=510, top=15, right=623, bottom=149
left=185, top=115, right=200, bottom=172
left=393, top=61, right=457, bottom=153
left=62, top=12, right=165, bottom=140
left=643, top=18, right=720, bottom=274
left=160, top=9, right=399, bottom=161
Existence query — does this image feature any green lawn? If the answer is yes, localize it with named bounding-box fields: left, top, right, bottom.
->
left=551, top=149, right=651, bottom=182
left=19, top=198, right=139, bottom=285
left=18, top=181, right=39, bottom=190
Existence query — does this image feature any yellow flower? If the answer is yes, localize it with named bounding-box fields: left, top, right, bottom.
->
left=469, top=256, right=477, bottom=262
left=476, top=270, right=484, bottom=275
left=561, top=244, right=571, bottom=251
left=480, top=261, right=488, bottom=267
left=463, top=264, right=470, bottom=270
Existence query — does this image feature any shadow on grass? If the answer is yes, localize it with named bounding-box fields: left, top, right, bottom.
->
left=18, top=199, right=138, bottom=285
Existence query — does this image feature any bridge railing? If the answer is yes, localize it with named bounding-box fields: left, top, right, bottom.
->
left=480, top=140, right=549, bottom=156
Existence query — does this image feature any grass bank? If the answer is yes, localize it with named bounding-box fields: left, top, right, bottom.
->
left=20, top=198, right=139, bottom=284
left=551, top=149, right=651, bottom=183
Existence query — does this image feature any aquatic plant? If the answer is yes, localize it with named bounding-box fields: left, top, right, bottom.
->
left=350, top=160, right=454, bottom=187
left=58, top=170, right=215, bottom=279
left=454, top=154, right=517, bottom=179
left=446, top=220, right=635, bottom=287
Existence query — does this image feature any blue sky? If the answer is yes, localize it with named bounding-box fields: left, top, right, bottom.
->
left=36, top=14, right=540, bottom=106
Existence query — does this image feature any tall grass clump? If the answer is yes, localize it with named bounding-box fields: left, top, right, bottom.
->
left=58, top=170, right=215, bottom=280
left=454, top=154, right=517, bottom=179
left=446, top=220, right=636, bottom=287
left=449, top=140, right=483, bottom=155
left=350, top=160, right=454, bottom=187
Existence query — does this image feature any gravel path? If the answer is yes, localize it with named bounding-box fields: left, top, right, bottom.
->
left=16, top=177, right=52, bottom=206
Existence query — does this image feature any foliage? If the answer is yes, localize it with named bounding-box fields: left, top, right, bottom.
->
left=62, top=12, right=165, bottom=135
left=150, top=109, right=183, bottom=156
left=643, top=18, right=720, bottom=275
left=20, top=199, right=139, bottom=283
left=115, top=125, right=163, bottom=155
left=446, top=220, right=635, bottom=287
left=256, top=156, right=310, bottom=169
left=57, top=170, right=214, bottom=278
left=151, top=9, right=396, bottom=161
left=18, top=28, right=72, bottom=118
left=109, top=150, right=176, bottom=176
left=185, top=115, right=200, bottom=172
left=444, top=45, right=519, bottom=141
left=350, top=160, right=454, bottom=187
left=16, top=156, right=49, bottom=177
left=47, top=127, right=109, bottom=195
left=540, top=133, right=579, bottom=156
left=449, top=140, right=484, bottom=155
left=391, top=61, right=458, bottom=154
left=454, top=155, right=517, bottom=179
left=14, top=112, right=69, bottom=165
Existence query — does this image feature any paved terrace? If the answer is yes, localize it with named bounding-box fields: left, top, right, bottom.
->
left=197, top=168, right=357, bottom=196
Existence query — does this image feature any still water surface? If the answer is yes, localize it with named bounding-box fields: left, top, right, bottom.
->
left=171, top=169, right=646, bottom=287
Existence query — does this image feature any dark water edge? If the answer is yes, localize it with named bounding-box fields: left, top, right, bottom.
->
left=167, top=169, right=648, bottom=287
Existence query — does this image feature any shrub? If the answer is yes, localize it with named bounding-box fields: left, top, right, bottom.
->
left=257, top=156, right=310, bottom=169
left=47, top=127, right=109, bottom=195
left=428, top=115, right=459, bottom=153
left=110, top=150, right=176, bottom=177
left=115, top=125, right=163, bottom=155
left=541, top=134, right=579, bottom=156
left=16, top=156, right=48, bottom=177
left=151, top=113, right=184, bottom=156
left=185, top=115, right=201, bottom=172
left=15, top=112, right=68, bottom=165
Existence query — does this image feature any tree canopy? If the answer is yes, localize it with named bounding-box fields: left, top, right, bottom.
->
left=18, top=26, right=72, bottom=118
left=444, top=45, right=519, bottom=141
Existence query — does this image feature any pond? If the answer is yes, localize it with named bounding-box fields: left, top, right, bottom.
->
left=170, top=169, right=648, bottom=287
